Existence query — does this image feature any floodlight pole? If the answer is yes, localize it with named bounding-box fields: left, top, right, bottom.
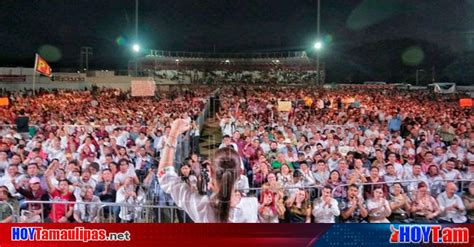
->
left=316, top=0, right=321, bottom=85
left=135, top=0, right=138, bottom=40
left=416, top=69, right=424, bottom=86
left=135, top=0, right=139, bottom=76
left=33, top=54, right=37, bottom=96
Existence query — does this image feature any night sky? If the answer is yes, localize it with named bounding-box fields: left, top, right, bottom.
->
left=1, top=0, right=473, bottom=82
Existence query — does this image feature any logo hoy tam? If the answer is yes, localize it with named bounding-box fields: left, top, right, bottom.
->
left=390, top=225, right=469, bottom=244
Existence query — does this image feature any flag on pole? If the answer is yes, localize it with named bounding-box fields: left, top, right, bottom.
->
left=34, top=54, right=53, bottom=77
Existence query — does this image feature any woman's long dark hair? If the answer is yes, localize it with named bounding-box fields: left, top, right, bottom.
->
left=211, top=147, right=241, bottom=223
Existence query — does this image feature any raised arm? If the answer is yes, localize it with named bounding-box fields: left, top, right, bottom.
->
left=157, top=119, right=190, bottom=173
left=143, top=168, right=155, bottom=186
left=45, top=161, right=59, bottom=193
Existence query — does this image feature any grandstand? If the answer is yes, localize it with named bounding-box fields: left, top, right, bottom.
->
left=131, top=50, right=324, bottom=84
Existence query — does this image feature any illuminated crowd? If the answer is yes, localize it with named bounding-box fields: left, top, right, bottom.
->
left=0, top=85, right=472, bottom=223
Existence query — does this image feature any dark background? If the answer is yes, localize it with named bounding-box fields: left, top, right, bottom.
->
left=1, top=0, right=473, bottom=83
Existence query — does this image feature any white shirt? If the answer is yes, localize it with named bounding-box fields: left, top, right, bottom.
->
left=312, top=198, right=340, bottom=223
left=135, top=137, right=147, bottom=147
left=443, top=169, right=462, bottom=180
left=300, top=169, right=316, bottom=186
left=77, top=143, right=96, bottom=154
left=403, top=173, right=429, bottom=193
left=218, top=143, right=239, bottom=152
left=383, top=174, right=400, bottom=184
left=260, top=142, right=270, bottom=154
left=159, top=169, right=258, bottom=223
left=220, top=118, right=235, bottom=137
left=235, top=175, right=249, bottom=195
left=114, top=170, right=137, bottom=186
left=116, top=132, right=130, bottom=147
left=156, top=135, right=169, bottom=152
left=366, top=198, right=391, bottom=219
left=327, top=158, right=340, bottom=172
left=392, top=163, right=404, bottom=178
left=152, top=135, right=163, bottom=151
left=365, top=129, right=379, bottom=140
left=0, top=175, right=17, bottom=195
left=116, top=186, right=139, bottom=221
left=437, top=192, right=466, bottom=222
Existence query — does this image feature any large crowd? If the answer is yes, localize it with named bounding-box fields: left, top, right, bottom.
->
left=214, top=86, right=473, bottom=223
left=0, top=85, right=472, bottom=223
left=0, top=87, right=212, bottom=223
left=151, top=69, right=318, bottom=84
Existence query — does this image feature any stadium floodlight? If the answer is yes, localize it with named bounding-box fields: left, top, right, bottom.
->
left=314, top=41, right=322, bottom=50
left=132, top=43, right=140, bottom=52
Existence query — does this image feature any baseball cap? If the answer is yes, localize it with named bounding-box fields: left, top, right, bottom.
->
left=29, top=177, right=41, bottom=184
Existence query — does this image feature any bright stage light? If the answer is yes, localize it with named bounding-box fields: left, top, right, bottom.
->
left=132, top=44, right=140, bottom=52
left=314, top=41, right=322, bottom=50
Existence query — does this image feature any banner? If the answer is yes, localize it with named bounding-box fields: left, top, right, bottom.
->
left=0, top=224, right=472, bottom=246
left=131, top=80, right=156, bottom=97
left=0, top=97, right=9, bottom=106
left=433, top=83, right=456, bottom=94
left=53, top=73, right=86, bottom=82
left=460, top=98, right=473, bottom=108
left=277, top=101, right=292, bottom=111
left=0, top=75, right=26, bottom=82
left=34, top=54, right=53, bottom=77
left=338, top=84, right=396, bottom=89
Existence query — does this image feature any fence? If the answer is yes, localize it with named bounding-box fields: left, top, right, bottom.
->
left=0, top=201, right=16, bottom=223
left=148, top=50, right=308, bottom=59
left=19, top=200, right=189, bottom=223
left=331, top=178, right=474, bottom=198
left=7, top=178, right=473, bottom=223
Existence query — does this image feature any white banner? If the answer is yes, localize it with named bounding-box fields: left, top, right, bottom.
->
left=131, top=80, right=156, bottom=97
left=277, top=101, right=292, bottom=111
left=433, top=83, right=456, bottom=94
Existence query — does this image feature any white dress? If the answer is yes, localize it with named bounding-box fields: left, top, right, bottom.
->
left=159, top=169, right=258, bottom=223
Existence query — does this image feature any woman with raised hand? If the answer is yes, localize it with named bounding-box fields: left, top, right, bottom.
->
left=157, top=119, right=258, bottom=223
left=258, top=190, right=280, bottom=223
left=285, top=189, right=312, bottom=223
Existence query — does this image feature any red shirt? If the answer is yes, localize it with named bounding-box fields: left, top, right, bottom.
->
left=49, top=189, right=76, bottom=222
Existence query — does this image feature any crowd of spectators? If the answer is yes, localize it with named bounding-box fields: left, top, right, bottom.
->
left=0, top=87, right=211, bottom=223
left=149, top=69, right=319, bottom=84
left=0, top=84, right=472, bottom=223
left=213, top=86, right=473, bottom=223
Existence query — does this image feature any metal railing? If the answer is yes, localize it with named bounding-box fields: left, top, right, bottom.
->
left=147, top=50, right=308, bottom=59
left=331, top=178, right=474, bottom=198
left=9, top=178, right=473, bottom=223
left=0, top=201, right=16, bottom=223
left=20, top=200, right=189, bottom=223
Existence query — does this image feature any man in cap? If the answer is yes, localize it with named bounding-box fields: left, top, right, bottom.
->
left=13, top=176, right=49, bottom=222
